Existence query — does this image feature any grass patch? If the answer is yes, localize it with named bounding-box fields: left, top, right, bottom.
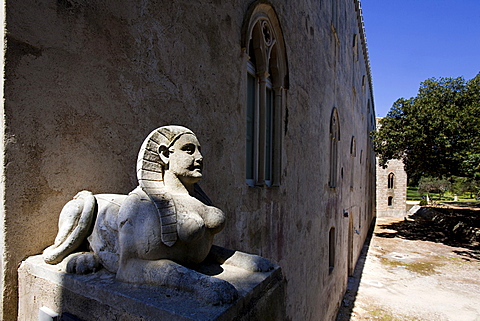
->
left=407, top=187, right=422, bottom=201
left=368, top=307, right=422, bottom=321
left=380, top=258, right=443, bottom=276
left=406, top=186, right=479, bottom=202
left=406, top=262, right=439, bottom=275
left=439, top=255, right=463, bottom=264
left=370, top=308, right=401, bottom=321
left=444, top=198, right=480, bottom=203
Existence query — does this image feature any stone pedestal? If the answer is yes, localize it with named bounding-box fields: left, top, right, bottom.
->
left=19, top=255, right=285, bottom=321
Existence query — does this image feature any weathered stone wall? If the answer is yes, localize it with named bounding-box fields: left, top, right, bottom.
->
left=0, top=2, right=5, bottom=317
left=1, top=1, right=376, bottom=320
left=376, top=158, right=408, bottom=217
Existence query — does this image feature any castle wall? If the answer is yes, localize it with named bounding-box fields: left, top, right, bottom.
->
left=1, top=1, right=376, bottom=320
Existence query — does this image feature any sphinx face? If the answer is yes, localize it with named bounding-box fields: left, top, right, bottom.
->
left=168, top=134, right=203, bottom=184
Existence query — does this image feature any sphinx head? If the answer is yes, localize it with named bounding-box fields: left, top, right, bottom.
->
left=137, top=125, right=204, bottom=187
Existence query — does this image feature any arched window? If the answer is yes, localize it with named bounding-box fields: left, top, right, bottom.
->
left=352, top=34, right=358, bottom=87
left=350, top=136, right=356, bottom=189
left=243, top=2, right=288, bottom=187
left=352, top=34, right=359, bottom=62
left=329, top=108, right=340, bottom=188
left=359, top=208, right=362, bottom=229
left=329, top=226, right=336, bottom=273
left=388, top=196, right=393, bottom=206
left=388, top=172, right=395, bottom=189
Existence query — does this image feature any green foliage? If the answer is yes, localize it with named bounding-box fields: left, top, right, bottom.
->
left=374, top=74, right=480, bottom=182
left=451, top=176, right=480, bottom=198
left=418, top=176, right=451, bottom=198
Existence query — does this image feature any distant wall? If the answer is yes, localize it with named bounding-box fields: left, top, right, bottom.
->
left=376, top=158, right=408, bottom=217
left=1, top=1, right=376, bottom=320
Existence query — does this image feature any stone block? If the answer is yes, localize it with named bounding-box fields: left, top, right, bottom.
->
left=18, top=255, right=285, bottom=321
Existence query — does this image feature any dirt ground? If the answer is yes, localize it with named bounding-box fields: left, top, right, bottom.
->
left=336, top=206, right=480, bottom=321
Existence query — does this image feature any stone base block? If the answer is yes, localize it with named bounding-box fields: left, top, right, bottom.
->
left=18, top=255, right=285, bottom=321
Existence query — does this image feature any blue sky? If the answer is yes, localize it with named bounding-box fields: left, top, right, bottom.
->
left=361, top=1, right=480, bottom=117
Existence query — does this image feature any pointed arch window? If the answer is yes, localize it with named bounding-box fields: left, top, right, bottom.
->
left=388, top=173, right=395, bottom=189
left=329, top=226, right=336, bottom=274
left=244, top=3, right=288, bottom=187
left=350, top=136, right=356, bottom=189
left=329, top=108, right=340, bottom=188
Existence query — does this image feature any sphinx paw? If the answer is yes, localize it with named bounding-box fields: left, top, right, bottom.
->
left=244, top=255, right=275, bottom=272
left=200, top=277, right=238, bottom=305
left=65, top=252, right=101, bottom=274
left=224, top=251, right=275, bottom=272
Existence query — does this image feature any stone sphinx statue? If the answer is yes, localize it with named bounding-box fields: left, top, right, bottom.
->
left=42, top=125, right=273, bottom=305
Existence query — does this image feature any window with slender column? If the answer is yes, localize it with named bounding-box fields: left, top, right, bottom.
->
left=243, top=2, right=288, bottom=187
left=388, top=173, right=395, bottom=189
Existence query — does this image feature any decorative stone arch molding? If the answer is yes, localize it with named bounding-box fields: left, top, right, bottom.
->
left=241, top=2, right=288, bottom=87
left=242, top=1, right=288, bottom=187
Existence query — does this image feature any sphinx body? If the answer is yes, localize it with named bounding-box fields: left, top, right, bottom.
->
left=43, top=125, right=272, bottom=305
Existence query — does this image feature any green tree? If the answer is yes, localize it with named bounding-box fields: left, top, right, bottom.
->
left=451, top=176, right=479, bottom=198
left=418, top=176, right=451, bottom=202
left=374, top=74, right=480, bottom=183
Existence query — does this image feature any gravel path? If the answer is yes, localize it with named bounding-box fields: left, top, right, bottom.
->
left=337, top=216, right=480, bottom=321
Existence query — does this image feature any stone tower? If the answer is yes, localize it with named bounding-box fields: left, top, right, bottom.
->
left=376, top=118, right=408, bottom=217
